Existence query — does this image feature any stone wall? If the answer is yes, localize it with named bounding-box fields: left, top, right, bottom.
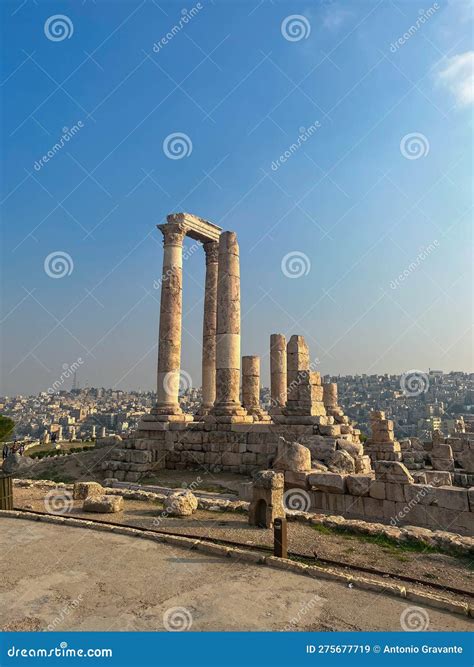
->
left=284, top=462, right=474, bottom=537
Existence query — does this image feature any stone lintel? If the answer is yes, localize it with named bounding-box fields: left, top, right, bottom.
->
left=166, top=212, right=222, bottom=243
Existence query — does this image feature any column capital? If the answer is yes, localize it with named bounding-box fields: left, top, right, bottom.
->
left=203, top=240, right=219, bottom=265
left=157, top=222, right=187, bottom=247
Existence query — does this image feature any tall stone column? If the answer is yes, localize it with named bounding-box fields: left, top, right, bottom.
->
left=211, top=232, right=250, bottom=422
left=153, top=221, right=192, bottom=421
left=197, top=241, right=219, bottom=416
left=242, top=356, right=270, bottom=421
left=270, top=333, right=287, bottom=414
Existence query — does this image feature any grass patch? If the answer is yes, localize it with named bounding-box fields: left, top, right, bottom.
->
left=30, top=467, right=76, bottom=485
left=309, top=522, right=468, bottom=561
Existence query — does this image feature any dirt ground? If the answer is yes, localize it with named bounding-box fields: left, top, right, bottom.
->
left=12, top=486, right=474, bottom=604
left=1, top=517, right=472, bottom=632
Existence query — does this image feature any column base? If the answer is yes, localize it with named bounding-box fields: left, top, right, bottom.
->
left=195, top=404, right=214, bottom=417
left=246, top=407, right=272, bottom=422
left=204, top=414, right=255, bottom=424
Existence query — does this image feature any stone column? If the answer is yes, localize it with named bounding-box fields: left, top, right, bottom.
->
left=242, top=356, right=271, bottom=421
left=323, top=382, right=338, bottom=409
left=198, top=241, right=219, bottom=415
left=270, top=333, right=287, bottom=414
left=153, top=221, right=192, bottom=421
left=283, top=335, right=325, bottom=423
left=211, top=232, right=250, bottom=421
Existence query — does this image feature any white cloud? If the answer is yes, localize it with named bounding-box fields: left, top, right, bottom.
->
left=436, top=51, right=474, bottom=107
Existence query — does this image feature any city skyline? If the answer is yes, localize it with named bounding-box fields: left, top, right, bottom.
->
left=1, top=0, right=473, bottom=396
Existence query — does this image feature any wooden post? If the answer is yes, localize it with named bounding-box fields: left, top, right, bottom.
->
left=273, top=517, right=288, bottom=558
left=0, top=474, right=13, bottom=510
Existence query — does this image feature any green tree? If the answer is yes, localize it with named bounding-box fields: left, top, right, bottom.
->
left=0, top=415, right=15, bottom=442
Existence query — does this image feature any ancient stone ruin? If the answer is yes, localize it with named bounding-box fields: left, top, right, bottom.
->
left=103, top=213, right=474, bottom=537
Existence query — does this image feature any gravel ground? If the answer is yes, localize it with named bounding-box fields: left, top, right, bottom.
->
left=12, top=487, right=474, bottom=606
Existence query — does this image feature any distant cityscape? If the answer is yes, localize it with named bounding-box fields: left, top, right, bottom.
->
left=1, top=371, right=473, bottom=444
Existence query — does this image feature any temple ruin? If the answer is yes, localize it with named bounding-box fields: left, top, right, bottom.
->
left=103, top=213, right=474, bottom=537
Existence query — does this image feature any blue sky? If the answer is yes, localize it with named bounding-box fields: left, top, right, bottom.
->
left=1, top=0, right=472, bottom=396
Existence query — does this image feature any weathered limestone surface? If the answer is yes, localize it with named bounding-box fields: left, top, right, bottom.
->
left=242, top=356, right=270, bottom=421
left=364, top=411, right=402, bottom=463
left=283, top=335, right=326, bottom=422
left=83, top=495, right=123, bottom=513
left=248, top=470, right=285, bottom=527
left=198, top=241, right=219, bottom=415
left=270, top=334, right=287, bottom=414
left=153, top=221, right=190, bottom=419
left=164, top=490, right=198, bottom=516
left=73, top=482, right=103, bottom=500
left=210, top=232, right=250, bottom=422
left=273, top=437, right=311, bottom=472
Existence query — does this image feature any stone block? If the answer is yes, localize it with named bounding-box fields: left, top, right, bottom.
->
left=346, top=474, right=372, bottom=496
left=468, top=487, right=474, bottom=511
left=433, top=486, right=469, bottom=512
left=385, top=483, right=405, bottom=502
left=83, top=495, right=123, bottom=513
left=73, top=482, right=103, bottom=500
left=374, top=461, right=414, bottom=483
left=284, top=470, right=310, bottom=488
left=369, top=481, right=386, bottom=500
left=307, top=472, right=346, bottom=494
left=383, top=499, right=396, bottom=521
left=363, top=496, right=383, bottom=518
